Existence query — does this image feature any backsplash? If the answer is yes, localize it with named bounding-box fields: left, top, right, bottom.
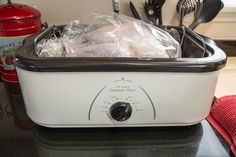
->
left=0, top=0, right=179, bottom=25
left=0, top=4, right=234, bottom=63
left=1, top=0, right=235, bottom=39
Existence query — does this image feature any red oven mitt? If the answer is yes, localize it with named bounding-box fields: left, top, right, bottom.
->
left=207, top=95, right=236, bottom=156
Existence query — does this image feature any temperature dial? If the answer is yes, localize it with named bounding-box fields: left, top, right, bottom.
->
left=109, top=102, right=132, bottom=122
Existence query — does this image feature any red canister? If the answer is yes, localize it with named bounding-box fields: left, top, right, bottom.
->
left=0, top=0, right=42, bottom=70
left=0, top=0, right=43, bottom=129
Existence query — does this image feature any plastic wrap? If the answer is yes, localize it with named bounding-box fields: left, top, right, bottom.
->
left=36, top=38, right=65, bottom=57
left=36, top=14, right=182, bottom=58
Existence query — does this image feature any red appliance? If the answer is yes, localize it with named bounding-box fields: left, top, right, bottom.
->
left=0, top=0, right=43, bottom=129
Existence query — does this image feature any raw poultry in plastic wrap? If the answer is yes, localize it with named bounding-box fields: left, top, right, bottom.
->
left=36, top=14, right=181, bottom=58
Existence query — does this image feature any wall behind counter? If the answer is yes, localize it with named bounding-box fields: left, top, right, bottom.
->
left=0, top=0, right=179, bottom=25
left=1, top=0, right=235, bottom=40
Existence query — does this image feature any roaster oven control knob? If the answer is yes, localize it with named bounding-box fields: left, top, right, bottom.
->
left=109, top=102, right=132, bottom=122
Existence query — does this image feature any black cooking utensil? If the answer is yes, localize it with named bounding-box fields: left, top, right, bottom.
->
left=130, top=1, right=141, bottom=20
left=144, top=0, right=166, bottom=26
left=189, top=0, right=224, bottom=30
left=155, top=0, right=166, bottom=25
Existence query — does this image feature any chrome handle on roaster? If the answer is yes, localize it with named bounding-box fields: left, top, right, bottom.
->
left=34, top=25, right=55, bottom=49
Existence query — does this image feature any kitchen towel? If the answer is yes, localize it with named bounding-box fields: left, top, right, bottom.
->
left=207, top=95, right=236, bottom=156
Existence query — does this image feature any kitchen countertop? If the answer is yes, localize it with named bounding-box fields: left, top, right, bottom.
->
left=0, top=120, right=233, bottom=157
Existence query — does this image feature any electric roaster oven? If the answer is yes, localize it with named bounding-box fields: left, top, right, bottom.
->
left=14, top=17, right=226, bottom=128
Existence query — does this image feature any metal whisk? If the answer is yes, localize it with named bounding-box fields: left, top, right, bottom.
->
left=176, top=0, right=202, bottom=27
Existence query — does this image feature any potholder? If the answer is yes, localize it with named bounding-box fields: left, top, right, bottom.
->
left=207, top=95, right=236, bottom=156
